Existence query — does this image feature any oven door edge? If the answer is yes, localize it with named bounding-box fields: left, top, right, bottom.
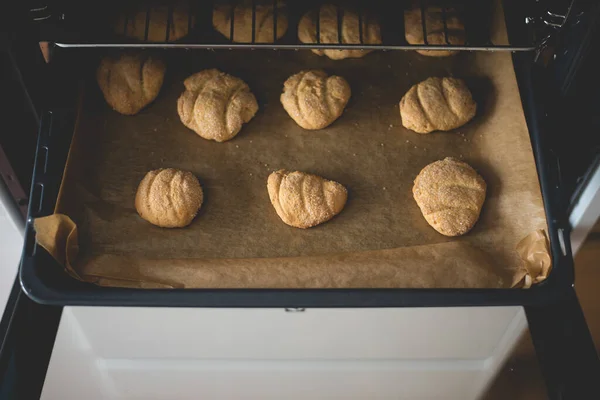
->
left=512, top=44, right=600, bottom=400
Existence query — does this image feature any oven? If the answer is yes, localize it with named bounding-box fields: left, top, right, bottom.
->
left=1, top=0, right=600, bottom=398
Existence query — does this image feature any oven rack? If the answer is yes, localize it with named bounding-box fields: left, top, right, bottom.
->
left=30, top=0, right=567, bottom=51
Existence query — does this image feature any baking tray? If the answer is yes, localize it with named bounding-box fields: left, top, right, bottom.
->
left=19, top=44, right=574, bottom=306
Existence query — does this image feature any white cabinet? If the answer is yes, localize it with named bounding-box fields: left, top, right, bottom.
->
left=42, top=306, right=526, bottom=400
left=0, top=182, right=23, bottom=312
left=570, top=161, right=600, bottom=254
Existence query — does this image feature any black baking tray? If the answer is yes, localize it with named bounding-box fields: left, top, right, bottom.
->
left=18, top=41, right=575, bottom=307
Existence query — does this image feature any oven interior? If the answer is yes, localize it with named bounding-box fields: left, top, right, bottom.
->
left=15, top=0, right=586, bottom=307
left=30, top=0, right=570, bottom=51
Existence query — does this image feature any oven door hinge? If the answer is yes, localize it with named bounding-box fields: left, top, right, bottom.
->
left=30, top=3, right=52, bottom=22
left=526, top=0, right=577, bottom=63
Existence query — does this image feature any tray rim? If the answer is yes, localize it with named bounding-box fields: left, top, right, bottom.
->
left=18, top=47, right=575, bottom=307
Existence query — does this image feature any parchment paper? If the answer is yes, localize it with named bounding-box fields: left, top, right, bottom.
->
left=35, top=4, right=552, bottom=289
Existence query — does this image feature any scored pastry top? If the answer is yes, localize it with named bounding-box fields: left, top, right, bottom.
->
left=177, top=69, right=259, bottom=142
left=281, top=70, right=351, bottom=130
left=413, top=157, right=486, bottom=237
left=96, top=53, right=166, bottom=115
left=267, top=169, right=348, bottom=229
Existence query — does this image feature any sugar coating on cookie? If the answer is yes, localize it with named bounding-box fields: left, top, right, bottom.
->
left=177, top=69, right=258, bottom=142
left=135, top=168, right=203, bottom=228
left=97, top=53, right=166, bottom=115
left=267, top=169, right=347, bottom=228
left=400, top=77, right=476, bottom=134
left=413, top=157, right=486, bottom=236
left=281, top=70, right=351, bottom=130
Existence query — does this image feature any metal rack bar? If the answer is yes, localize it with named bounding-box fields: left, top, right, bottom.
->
left=196, top=0, right=214, bottom=41
left=229, top=0, right=235, bottom=41
left=420, top=2, right=429, bottom=45
left=441, top=7, right=450, bottom=45
left=166, top=4, right=173, bottom=42
left=358, top=7, right=363, bottom=44
left=315, top=6, right=321, bottom=44
left=144, top=5, right=150, bottom=41
left=43, top=1, right=542, bottom=52
left=54, top=43, right=537, bottom=51
left=188, top=1, right=193, bottom=34
left=251, top=0, right=256, bottom=43
left=337, top=6, right=343, bottom=43
left=273, top=0, right=278, bottom=43
left=123, top=9, right=129, bottom=35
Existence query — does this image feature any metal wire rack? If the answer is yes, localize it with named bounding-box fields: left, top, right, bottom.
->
left=32, top=0, right=570, bottom=51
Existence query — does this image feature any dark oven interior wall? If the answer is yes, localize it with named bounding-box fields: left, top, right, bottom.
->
left=0, top=48, right=40, bottom=209
left=552, top=1, right=600, bottom=206
left=1, top=3, right=51, bottom=212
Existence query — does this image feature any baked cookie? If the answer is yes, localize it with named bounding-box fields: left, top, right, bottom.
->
left=267, top=170, right=347, bottom=228
left=177, top=69, right=259, bottom=142
left=400, top=77, right=476, bottom=134
left=213, top=0, right=288, bottom=43
left=97, top=53, right=166, bottom=115
left=413, top=158, right=486, bottom=236
left=404, top=6, right=465, bottom=57
left=135, top=168, right=203, bottom=228
left=298, top=4, right=381, bottom=60
left=281, top=70, right=351, bottom=130
left=115, top=2, right=194, bottom=42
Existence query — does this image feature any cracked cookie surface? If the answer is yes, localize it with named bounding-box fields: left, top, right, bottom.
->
left=413, top=158, right=486, bottom=236
left=280, top=70, right=351, bottom=130
left=177, top=69, right=258, bottom=142
left=135, top=168, right=203, bottom=228
left=267, top=170, right=347, bottom=229
left=400, top=77, right=476, bottom=133
left=97, top=53, right=166, bottom=115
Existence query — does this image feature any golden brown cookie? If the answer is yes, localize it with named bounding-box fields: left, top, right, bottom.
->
left=400, top=77, right=476, bottom=134
left=135, top=168, right=204, bottom=228
left=267, top=170, right=347, bottom=228
left=404, top=6, right=465, bottom=57
left=96, top=53, right=166, bottom=115
left=177, top=69, right=258, bottom=142
left=213, top=0, right=288, bottom=43
left=115, top=2, right=194, bottom=42
left=280, top=70, right=351, bottom=130
left=413, top=158, right=486, bottom=236
left=298, top=4, right=381, bottom=60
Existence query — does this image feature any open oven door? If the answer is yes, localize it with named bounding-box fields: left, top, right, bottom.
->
left=509, top=0, right=600, bottom=397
